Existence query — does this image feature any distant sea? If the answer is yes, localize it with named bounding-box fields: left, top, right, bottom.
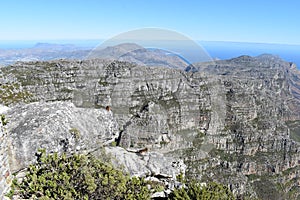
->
left=0, top=40, right=100, bottom=49
left=200, top=41, right=300, bottom=68
left=0, top=40, right=299, bottom=69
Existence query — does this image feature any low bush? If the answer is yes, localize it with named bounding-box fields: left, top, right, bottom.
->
left=8, top=149, right=150, bottom=200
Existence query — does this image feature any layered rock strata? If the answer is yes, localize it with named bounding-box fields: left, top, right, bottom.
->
left=1, top=56, right=300, bottom=198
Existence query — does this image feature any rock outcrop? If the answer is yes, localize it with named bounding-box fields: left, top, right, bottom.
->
left=4, top=101, right=186, bottom=197
left=0, top=110, right=11, bottom=199
left=1, top=55, right=300, bottom=198
left=190, top=55, right=300, bottom=199
left=6, top=101, right=118, bottom=171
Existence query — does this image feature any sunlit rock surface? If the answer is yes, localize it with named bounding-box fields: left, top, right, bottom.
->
left=1, top=55, right=300, bottom=198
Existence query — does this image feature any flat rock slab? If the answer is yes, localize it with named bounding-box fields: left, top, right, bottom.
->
left=6, top=101, right=118, bottom=172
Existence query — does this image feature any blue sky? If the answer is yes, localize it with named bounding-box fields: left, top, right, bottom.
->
left=1, top=0, right=300, bottom=45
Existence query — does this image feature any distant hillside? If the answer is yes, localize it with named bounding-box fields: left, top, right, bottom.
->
left=87, top=43, right=144, bottom=60
left=87, top=43, right=190, bottom=69
left=0, top=43, right=90, bottom=65
left=0, top=42, right=190, bottom=69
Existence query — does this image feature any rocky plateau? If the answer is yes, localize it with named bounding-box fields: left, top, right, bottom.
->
left=1, top=52, right=300, bottom=199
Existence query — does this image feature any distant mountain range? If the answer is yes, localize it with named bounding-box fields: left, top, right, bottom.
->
left=0, top=43, right=90, bottom=66
left=201, top=41, right=300, bottom=68
left=1, top=41, right=299, bottom=69
left=0, top=43, right=191, bottom=69
left=87, top=43, right=190, bottom=69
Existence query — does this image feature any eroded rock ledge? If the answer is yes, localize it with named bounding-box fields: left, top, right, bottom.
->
left=1, top=56, right=300, bottom=198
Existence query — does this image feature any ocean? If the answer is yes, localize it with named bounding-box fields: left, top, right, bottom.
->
left=200, top=41, right=300, bottom=68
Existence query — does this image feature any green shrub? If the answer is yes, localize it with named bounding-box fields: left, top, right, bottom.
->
left=69, top=127, right=81, bottom=141
left=8, top=149, right=150, bottom=200
left=8, top=149, right=236, bottom=200
left=169, top=181, right=235, bottom=200
left=0, top=83, right=33, bottom=106
left=111, top=141, right=117, bottom=147
left=1, top=114, right=8, bottom=126
left=124, top=176, right=150, bottom=200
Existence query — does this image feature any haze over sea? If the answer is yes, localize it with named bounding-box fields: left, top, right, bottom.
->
left=0, top=40, right=299, bottom=69
left=201, top=41, right=300, bottom=69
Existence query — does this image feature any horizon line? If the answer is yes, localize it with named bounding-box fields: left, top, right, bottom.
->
left=0, top=39, right=300, bottom=47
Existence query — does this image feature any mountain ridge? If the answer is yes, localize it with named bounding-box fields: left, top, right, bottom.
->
left=1, top=55, right=300, bottom=198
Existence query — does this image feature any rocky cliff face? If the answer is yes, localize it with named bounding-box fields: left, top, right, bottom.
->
left=5, top=101, right=119, bottom=171
left=191, top=55, right=300, bottom=199
left=0, top=111, right=11, bottom=199
left=3, top=101, right=185, bottom=194
left=1, top=56, right=300, bottom=199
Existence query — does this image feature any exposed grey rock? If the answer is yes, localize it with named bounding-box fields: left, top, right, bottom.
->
left=0, top=104, right=10, bottom=114
left=151, top=191, right=166, bottom=198
left=105, top=146, right=186, bottom=180
left=2, top=55, right=300, bottom=198
left=6, top=101, right=119, bottom=171
left=0, top=111, right=11, bottom=199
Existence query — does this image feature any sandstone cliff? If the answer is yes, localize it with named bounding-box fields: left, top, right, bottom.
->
left=1, top=55, right=300, bottom=199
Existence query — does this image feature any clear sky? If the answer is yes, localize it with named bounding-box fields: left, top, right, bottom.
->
left=1, top=0, right=299, bottom=45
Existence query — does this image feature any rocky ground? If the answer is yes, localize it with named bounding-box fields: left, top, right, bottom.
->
left=1, top=55, right=300, bottom=199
